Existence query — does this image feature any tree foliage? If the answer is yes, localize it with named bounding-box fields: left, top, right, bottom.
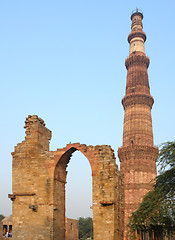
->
left=156, top=141, right=175, bottom=199
left=128, top=141, right=175, bottom=238
left=78, top=217, right=93, bottom=240
left=0, top=214, right=5, bottom=221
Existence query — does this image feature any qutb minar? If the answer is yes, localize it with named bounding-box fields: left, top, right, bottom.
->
left=118, top=9, right=158, bottom=239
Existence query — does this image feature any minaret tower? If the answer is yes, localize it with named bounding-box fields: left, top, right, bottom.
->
left=118, top=9, right=158, bottom=239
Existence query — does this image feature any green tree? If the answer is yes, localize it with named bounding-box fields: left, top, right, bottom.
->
left=78, top=217, right=93, bottom=240
left=0, top=214, right=5, bottom=221
left=156, top=141, right=175, bottom=199
left=128, top=141, right=175, bottom=238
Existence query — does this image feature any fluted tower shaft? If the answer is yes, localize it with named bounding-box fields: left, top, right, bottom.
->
left=118, top=10, right=158, bottom=239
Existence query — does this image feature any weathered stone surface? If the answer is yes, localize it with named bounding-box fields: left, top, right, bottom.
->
left=65, top=218, right=78, bottom=240
left=1, top=215, right=78, bottom=240
left=11, top=115, right=124, bottom=240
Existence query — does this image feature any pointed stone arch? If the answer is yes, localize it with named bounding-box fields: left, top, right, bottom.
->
left=53, top=143, right=100, bottom=182
left=10, top=115, right=124, bottom=240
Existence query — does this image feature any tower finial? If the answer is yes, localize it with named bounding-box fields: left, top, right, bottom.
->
left=131, top=8, right=143, bottom=20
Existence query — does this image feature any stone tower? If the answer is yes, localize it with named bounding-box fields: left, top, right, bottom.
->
left=118, top=9, right=158, bottom=239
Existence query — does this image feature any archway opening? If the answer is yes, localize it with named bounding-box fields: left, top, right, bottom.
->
left=53, top=147, right=93, bottom=240
left=66, top=150, right=93, bottom=219
left=66, top=150, right=93, bottom=239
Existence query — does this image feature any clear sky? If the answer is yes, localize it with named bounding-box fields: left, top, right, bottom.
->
left=0, top=0, right=175, bottom=219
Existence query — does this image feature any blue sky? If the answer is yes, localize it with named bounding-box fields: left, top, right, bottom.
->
left=0, top=1, right=175, bottom=218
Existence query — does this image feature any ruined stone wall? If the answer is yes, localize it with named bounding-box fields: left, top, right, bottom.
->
left=10, top=115, right=54, bottom=239
left=65, top=218, right=78, bottom=240
left=10, top=115, right=124, bottom=240
left=89, top=145, right=123, bottom=240
left=50, top=143, right=124, bottom=240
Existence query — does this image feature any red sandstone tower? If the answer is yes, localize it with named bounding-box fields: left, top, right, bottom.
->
left=118, top=9, right=158, bottom=239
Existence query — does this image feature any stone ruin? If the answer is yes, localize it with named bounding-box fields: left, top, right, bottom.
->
left=9, top=115, right=124, bottom=240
